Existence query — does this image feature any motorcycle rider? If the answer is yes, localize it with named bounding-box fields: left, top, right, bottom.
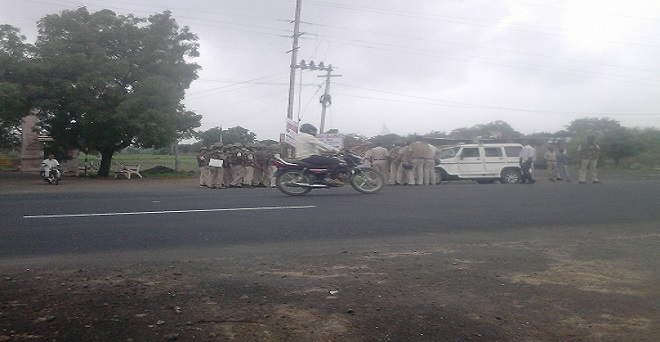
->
left=41, top=154, right=61, bottom=180
left=295, top=123, right=342, bottom=186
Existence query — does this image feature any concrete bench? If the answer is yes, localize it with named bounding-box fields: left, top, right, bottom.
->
left=114, top=164, right=143, bottom=179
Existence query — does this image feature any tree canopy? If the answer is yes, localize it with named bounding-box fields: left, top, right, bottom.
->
left=0, top=25, right=36, bottom=146
left=195, top=126, right=257, bottom=147
left=565, top=117, right=622, bottom=139
left=31, top=8, right=201, bottom=175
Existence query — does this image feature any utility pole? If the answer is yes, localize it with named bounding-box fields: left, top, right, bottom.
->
left=286, top=0, right=303, bottom=120
left=318, top=65, right=341, bottom=133
left=286, top=0, right=341, bottom=134
left=295, top=60, right=338, bottom=133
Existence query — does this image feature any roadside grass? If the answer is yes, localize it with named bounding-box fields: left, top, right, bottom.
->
left=76, top=153, right=198, bottom=178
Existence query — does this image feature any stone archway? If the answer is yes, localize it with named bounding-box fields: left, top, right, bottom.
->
left=20, top=115, right=78, bottom=172
left=19, top=115, right=44, bottom=172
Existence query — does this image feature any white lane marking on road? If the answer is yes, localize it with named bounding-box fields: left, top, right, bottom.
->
left=23, top=205, right=316, bottom=219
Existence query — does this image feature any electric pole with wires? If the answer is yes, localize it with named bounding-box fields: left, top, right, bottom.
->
left=286, top=0, right=341, bottom=135
left=286, top=0, right=303, bottom=121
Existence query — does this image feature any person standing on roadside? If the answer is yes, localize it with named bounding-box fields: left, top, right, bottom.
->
left=424, top=141, right=438, bottom=185
left=253, top=143, right=271, bottom=187
left=397, top=142, right=413, bottom=185
left=196, top=146, right=210, bottom=187
left=387, top=141, right=404, bottom=185
left=229, top=143, right=248, bottom=188
left=519, top=140, right=536, bottom=184
left=408, top=136, right=428, bottom=185
left=544, top=146, right=558, bottom=181
left=578, top=136, right=600, bottom=184
left=556, top=148, right=571, bottom=182
left=364, top=142, right=389, bottom=181
left=209, top=143, right=227, bottom=189
left=243, top=143, right=257, bottom=188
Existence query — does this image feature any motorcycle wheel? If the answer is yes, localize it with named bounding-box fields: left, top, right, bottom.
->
left=276, top=169, right=312, bottom=196
left=350, top=167, right=384, bottom=194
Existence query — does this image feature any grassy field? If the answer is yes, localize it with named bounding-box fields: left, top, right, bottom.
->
left=78, top=153, right=198, bottom=173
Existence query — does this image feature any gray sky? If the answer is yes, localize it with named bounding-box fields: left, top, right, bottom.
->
left=3, top=0, right=660, bottom=141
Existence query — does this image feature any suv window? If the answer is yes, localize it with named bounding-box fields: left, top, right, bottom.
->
left=504, top=146, right=522, bottom=157
left=484, top=147, right=503, bottom=157
left=438, top=147, right=458, bottom=159
left=461, top=148, right=480, bottom=158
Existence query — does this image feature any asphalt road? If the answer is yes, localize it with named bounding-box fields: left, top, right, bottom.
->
left=1, top=173, right=659, bottom=341
left=2, top=176, right=659, bottom=257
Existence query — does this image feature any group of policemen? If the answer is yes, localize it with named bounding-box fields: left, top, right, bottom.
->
left=364, top=137, right=440, bottom=186
left=197, top=142, right=279, bottom=189
left=197, top=138, right=441, bottom=189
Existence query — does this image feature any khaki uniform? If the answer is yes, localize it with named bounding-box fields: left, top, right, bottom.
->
left=423, top=144, right=438, bottom=185
left=544, top=149, right=557, bottom=181
left=243, top=146, right=257, bottom=187
left=196, top=148, right=211, bottom=187
left=409, top=140, right=428, bottom=185
left=266, top=145, right=281, bottom=187
left=388, top=146, right=402, bottom=185
left=397, top=146, right=413, bottom=185
left=229, top=146, right=247, bottom=187
left=365, top=145, right=389, bottom=181
left=209, top=144, right=226, bottom=188
left=578, top=140, right=600, bottom=183
left=253, top=145, right=271, bottom=187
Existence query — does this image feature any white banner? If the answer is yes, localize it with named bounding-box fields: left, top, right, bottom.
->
left=284, top=119, right=298, bottom=147
left=316, top=133, right=344, bottom=149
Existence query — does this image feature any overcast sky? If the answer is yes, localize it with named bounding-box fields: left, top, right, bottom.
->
left=2, top=0, right=660, bottom=141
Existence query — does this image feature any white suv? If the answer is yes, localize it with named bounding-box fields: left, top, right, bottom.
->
left=435, top=143, right=523, bottom=184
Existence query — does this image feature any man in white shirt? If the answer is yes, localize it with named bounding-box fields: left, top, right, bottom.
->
left=518, top=141, right=536, bottom=184
left=295, top=123, right=341, bottom=185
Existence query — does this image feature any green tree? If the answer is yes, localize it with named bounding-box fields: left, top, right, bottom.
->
left=565, top=117, right=622, bottom=139
left=628, top=127, right=660, bottom=168
left=195, top=126, right=224, bottom=148
left=600, top=128, right=642, bottom=167
left=221, top=126, right=256, bottom=145
left=33, top=8, right=201, bottom=176
left=195, top=126, right=256, bottom=147
left=468, top=120, right=521, bottom=139
left=258, top=139, right=279, bottom=146
left=0, top=25, right=37, bottom=147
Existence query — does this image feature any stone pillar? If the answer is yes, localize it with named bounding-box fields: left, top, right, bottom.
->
left=20, top=115, right=44, bottom=172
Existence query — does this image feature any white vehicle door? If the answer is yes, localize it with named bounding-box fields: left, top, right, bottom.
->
left=483, top=147, right=505, bottom=175
left=457, top=147, right=484, bottom=175
left=504, top=145, right=522, bottom=163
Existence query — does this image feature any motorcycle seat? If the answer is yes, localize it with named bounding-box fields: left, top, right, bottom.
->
left=291, top=160, right=316, bottom=168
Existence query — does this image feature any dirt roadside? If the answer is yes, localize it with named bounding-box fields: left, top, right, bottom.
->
left=1, top=170, right=659, bottom=341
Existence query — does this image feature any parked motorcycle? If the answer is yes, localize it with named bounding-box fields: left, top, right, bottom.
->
left=272, top=151, right=384, bottom=196
left=42, top=166, right=61, bottom=185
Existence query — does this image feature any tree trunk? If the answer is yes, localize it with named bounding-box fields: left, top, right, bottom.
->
left=98, top=150, right=115, bottom=177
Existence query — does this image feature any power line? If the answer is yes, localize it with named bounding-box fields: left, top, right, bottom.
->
left=302, top=36, right=660, bottom=87
left=302, top=22, right=660, bottom=75
left=334, top=82, right=660, bottom=117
